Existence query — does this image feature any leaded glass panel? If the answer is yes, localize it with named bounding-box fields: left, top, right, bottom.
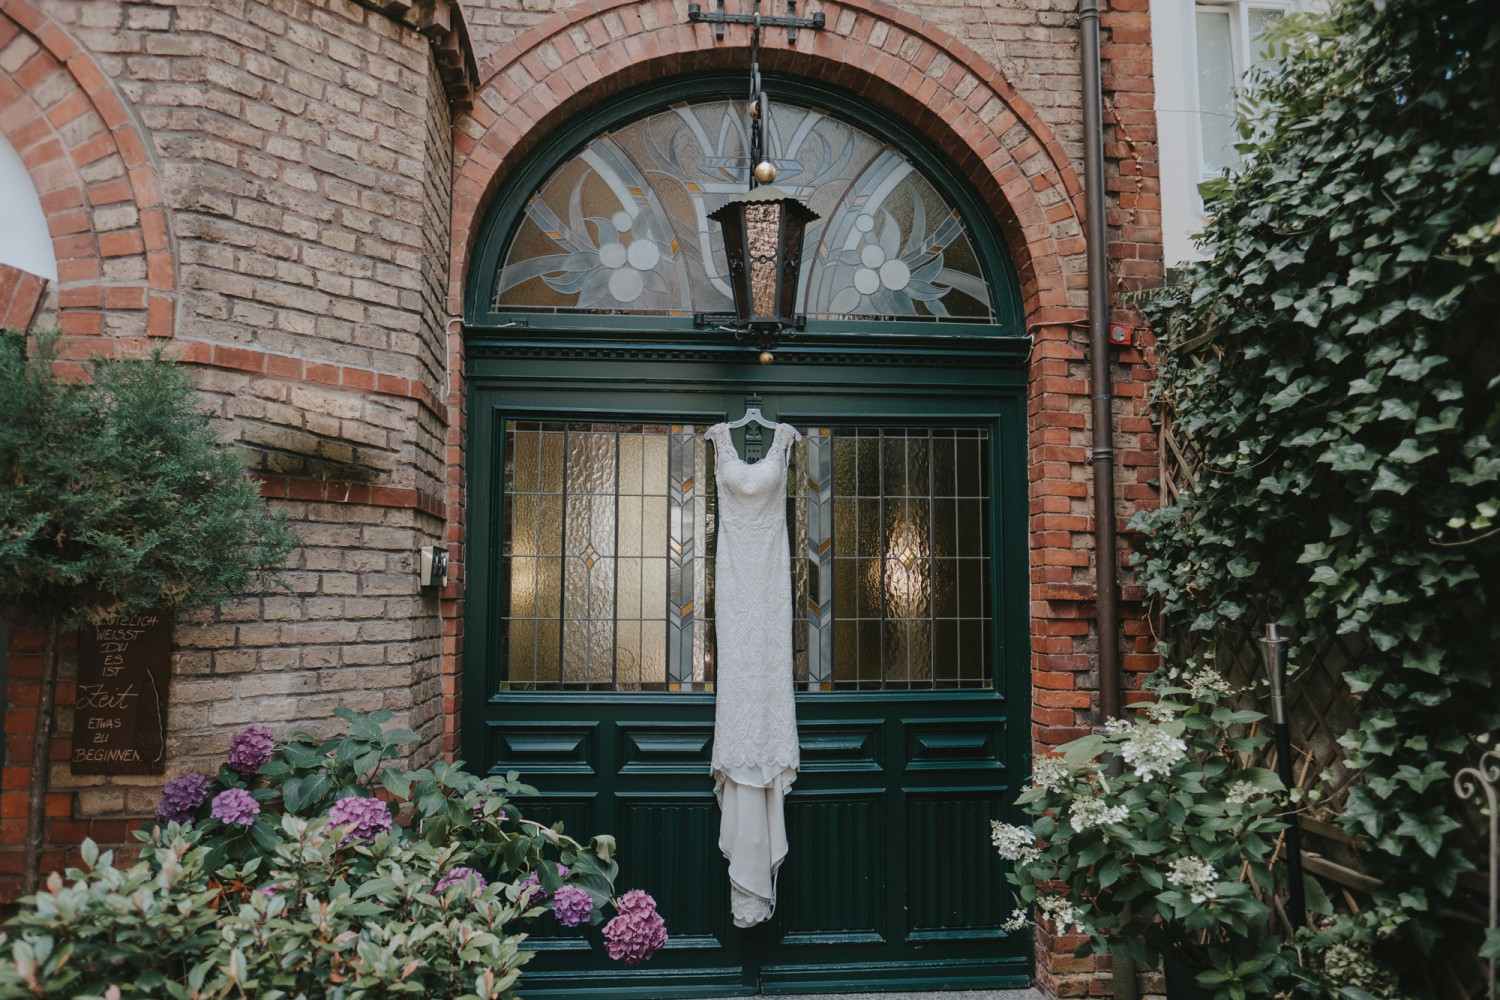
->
left=493, top=100, right=995, bottom=323
left=499, top=421, right=991, bottom=693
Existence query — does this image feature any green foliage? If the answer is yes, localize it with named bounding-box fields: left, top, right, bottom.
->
left=178, top=710, right=629, bottom=929
left=1132, top=0, right=1500, bottom=987
left=0, top=710, right=660, bottom=998
left=0, top=823, right=532, bottom=1000
left=998, top=673, right=1293, bottom=999
left=0, top=331, right=298, bottom=628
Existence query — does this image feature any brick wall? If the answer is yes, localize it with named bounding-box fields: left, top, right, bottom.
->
left=0, top=0, right=459, bottom=902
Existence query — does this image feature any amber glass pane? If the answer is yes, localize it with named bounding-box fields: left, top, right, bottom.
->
left=794, top=426, right=991, bottom=691
left=500, top=421, right=711, bottom=692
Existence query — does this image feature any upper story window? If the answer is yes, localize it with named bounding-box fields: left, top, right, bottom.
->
left=491, top=99, right=996, bottom=325
left=1194, top=2, right=1291, bottom=177
left=1154, top=0, right=1303, bottom=265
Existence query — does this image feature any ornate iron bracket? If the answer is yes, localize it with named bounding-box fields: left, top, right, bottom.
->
left=687, top=0, right=825, bottom=44
left=1455, top=749, right=1499, bottom=1000
left=692, top=312, right=807, bottom=355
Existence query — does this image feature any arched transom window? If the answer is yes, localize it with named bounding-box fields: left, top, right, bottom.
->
left=493, top=99, right=996, bottom=323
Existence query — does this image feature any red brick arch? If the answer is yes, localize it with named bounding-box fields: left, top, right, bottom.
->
left=449, top=0, right=1086, bottom=321
left=0, top=0, right=175, bottom=346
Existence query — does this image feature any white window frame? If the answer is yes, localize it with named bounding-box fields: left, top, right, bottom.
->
left=1153, top=0, right=1303, bottom=266
left=1190, top=1, right=1294, bottom=181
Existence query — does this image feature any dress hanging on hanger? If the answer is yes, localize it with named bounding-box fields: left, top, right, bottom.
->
left=704, top=417, right=801, bottom=927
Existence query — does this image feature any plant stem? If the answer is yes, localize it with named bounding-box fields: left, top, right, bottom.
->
left=23, top=617, right=59, bottom=897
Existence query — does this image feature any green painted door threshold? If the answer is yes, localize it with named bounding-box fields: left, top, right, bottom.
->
left=687, top=991, right=1045, bottom=1000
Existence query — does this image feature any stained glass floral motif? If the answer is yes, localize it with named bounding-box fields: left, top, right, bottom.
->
left=494, top=100, right=995, bottom=323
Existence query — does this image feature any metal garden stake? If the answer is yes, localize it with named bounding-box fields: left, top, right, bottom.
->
left=1259, top=623, right=1307, bottom=930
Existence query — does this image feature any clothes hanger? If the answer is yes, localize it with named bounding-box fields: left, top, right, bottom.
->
left=724, top=407, right=802, bottom=441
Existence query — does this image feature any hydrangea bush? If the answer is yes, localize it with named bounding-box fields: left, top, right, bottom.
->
left=996, top=670, right=1302, bottom=998
left=0, top=708, right=667, bottom=998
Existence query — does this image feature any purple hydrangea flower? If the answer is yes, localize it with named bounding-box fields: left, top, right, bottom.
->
left=552, top=884, right=593, bottom=927
left=327, top=795, right=393, bottom=844
left=155, top=773, right=210, bottom=825
left=210, top=788, right=261, bottom=827
left=436, top=866, right=488, bottom=893
left=227, top=725, right=274, bottom=776
left=519, top=862, right=569, bottom=901
left=603, top=889, right=668, bottom=966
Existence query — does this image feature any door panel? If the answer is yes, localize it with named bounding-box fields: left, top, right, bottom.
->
left=466, top=364, right=1031, bottom=995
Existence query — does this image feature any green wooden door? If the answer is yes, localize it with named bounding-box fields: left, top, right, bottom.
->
left=465, top=350, right=1032, bottom=996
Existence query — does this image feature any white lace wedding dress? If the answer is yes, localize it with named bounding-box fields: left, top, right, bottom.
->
left=705, top=421, right=800, bottom=928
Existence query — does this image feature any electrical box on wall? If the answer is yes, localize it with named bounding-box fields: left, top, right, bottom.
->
left=1108, top=324, right=1134, bottom=347
left=419, top=545, right=448, bottom=590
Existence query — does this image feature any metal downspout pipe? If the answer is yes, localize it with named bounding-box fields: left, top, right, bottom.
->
left=1079, top=0, right=1121, bottom=728
left=1079, top=2, right=1132, bottom=998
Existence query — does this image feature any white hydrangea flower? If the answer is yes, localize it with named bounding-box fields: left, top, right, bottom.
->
left=1186, top=668, right=1234, bottom=701
left=1118, top=723, right=1187, bottom=782
left=1224, top=780, right=1262, bottom=804
left=1068, top=795, right=1130, bottom=832
left=1166, top=855, right=1219, bottom=904
left=1001, top=907, right=1030, bottom=932
left=1144, top=701, right=1177, bottom=723
left=1035, top=894, right=1090, bottom=936
left=1032, top=753, right=1073, bottom=792
left=990, top=820, right=1040, bottom=864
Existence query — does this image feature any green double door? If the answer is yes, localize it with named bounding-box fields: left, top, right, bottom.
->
left=465, top=351, right=1032, bottom=996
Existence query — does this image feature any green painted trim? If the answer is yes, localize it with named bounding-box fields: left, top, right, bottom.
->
left=464, top=71, right=1025, bottom=337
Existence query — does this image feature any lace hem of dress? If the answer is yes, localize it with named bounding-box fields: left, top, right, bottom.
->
left=731, top=882, right=774, bottom=928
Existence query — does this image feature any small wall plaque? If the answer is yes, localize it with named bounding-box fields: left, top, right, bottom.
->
left=70, top=612, right=171, bottom=774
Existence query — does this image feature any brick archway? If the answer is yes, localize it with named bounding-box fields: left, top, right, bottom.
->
left=448, top=0, right=1085, bottom=321
left=436, top=0, right=1117, bottom=772
left=0, top=0, right=175, bottom=346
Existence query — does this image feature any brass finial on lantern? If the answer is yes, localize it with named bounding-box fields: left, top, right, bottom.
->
left=753, top=160, right=778, bottom=184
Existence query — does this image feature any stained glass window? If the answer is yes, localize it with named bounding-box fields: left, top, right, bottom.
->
left=493, top=100, right=995, bottom=323
left=498, top=421, right=992, bottom=692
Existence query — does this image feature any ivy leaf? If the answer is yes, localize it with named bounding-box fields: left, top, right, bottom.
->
left=1388, top=439, right=1437, bottom=464
left=1394, top=806, right=1462, bottom=858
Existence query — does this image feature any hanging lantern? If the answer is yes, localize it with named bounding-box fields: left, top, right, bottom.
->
left=707, top=186, right=819, bottom=361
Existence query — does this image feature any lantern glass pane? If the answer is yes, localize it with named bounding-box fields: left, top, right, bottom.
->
left=746, top=202, right=781, bottom=318
left=493, top=99, right=996, bottom=323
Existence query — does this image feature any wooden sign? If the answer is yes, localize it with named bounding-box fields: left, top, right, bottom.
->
left=70, top=612, right=171, bottom=774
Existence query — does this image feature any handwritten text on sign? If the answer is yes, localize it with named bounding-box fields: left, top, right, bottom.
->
left=70, top=613, right=170, bottom=774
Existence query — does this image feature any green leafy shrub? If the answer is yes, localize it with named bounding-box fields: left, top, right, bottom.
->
left=0, top=709, right=666, bottom=998
left=1131, top=0, right=1499, bottom=987
left=996, top=672, right=1295, bottom=998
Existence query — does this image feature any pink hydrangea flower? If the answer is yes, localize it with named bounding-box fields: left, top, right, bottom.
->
left=210, top=788, right=260, bottom=826
left=327, top=795, right=393, bottom=844
left=603, top=889, right=667, bottom=966
left=436, top=866, right=488, bottom=893
left=227, top=725, right=274, bottom=776
left=552, top=884, right=593, bottom=927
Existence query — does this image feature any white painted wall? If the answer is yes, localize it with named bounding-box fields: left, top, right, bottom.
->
left=1152, top=0, right=1209, bottom=268
left=0, top=130, right=57, bottom=282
